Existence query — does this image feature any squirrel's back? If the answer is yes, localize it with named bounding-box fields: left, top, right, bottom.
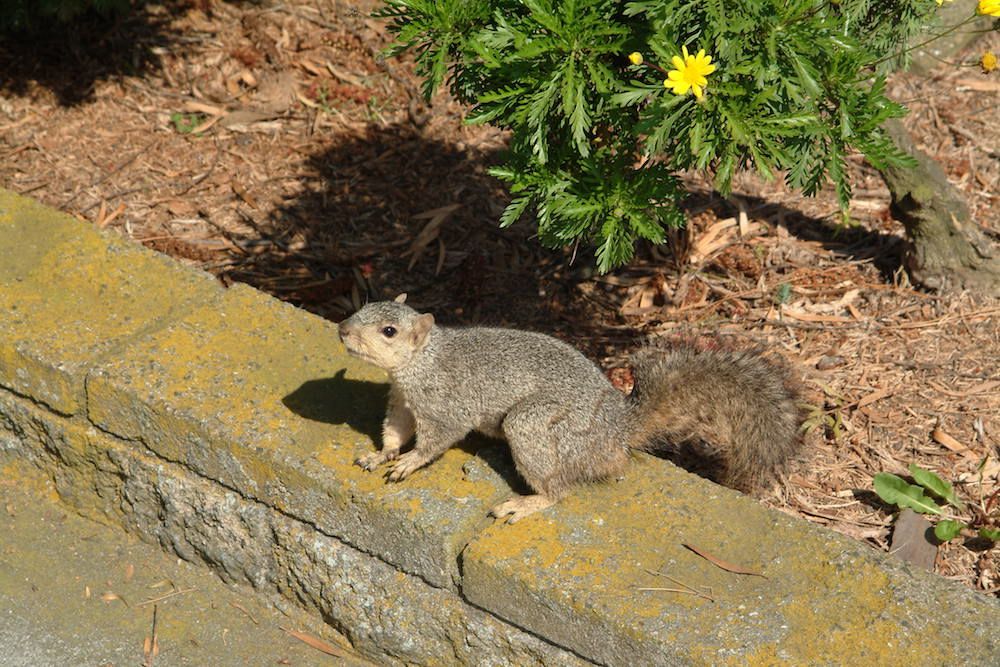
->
left=424, top=325, right=610, bottom=394
left=402, top=325, right=626, bottom=442
left=627, top=346, right=802, bottom=491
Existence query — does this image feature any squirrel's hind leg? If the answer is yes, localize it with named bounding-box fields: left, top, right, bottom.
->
left=490, top=494, right=555, bottom=523
left=496, top=397, right=575, bottom=523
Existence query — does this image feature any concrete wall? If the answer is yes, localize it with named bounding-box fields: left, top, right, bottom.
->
left=1, top=188, right=997, bottom=665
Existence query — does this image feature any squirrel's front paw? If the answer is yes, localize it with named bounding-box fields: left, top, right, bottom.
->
left=355, top=449, right=398, bottom=471
left=386, top=451, right=428, bottom=481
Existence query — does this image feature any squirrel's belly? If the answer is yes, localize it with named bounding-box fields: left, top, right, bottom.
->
left=474, top=415, right=505, bottom=439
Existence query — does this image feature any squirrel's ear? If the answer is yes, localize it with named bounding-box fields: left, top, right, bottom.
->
left=394, top=293, right=408, bottom=304
left=410, top=313, right=434, bottom=347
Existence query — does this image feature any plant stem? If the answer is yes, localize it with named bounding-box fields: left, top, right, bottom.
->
left=872, top=14, right=977, bottom=67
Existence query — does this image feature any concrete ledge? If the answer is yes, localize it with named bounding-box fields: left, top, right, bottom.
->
left=85, top=281, right=511, bottom=589
left=0, top=391, right=581, bottom=666
left=464, top=457, right=997, bottom=664
left=1, top=188, right=998, bottom=665
left=0, top=460, right=372, bottom=666
left=0, top=189, right=220, bottom=415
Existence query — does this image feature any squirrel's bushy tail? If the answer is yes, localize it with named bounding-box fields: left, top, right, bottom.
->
left=625, top=346, right=802, bottom=492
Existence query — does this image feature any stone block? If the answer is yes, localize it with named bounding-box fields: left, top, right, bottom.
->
left=87, top=283, right=513, bottom=588
left=463, top=455, right=1000, bottom=665
left=0, top=189, right=220, bottom=414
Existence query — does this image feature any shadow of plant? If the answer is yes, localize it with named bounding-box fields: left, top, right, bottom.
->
left=0, top=2, right=248, bottom=106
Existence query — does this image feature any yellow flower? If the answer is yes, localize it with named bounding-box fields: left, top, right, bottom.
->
left=628, top=51, right=643, bottom=65
left=979, top=0, right=1000, bottom=16
left=664, top=46, right=716, bottom=100
left=935, top=0, right=954, bottom=5
left=983, top=51, right=998, bottom=73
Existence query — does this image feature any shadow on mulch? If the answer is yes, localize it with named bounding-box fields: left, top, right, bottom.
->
left=0, top=2, right=245, bottom=106
left=682, top=191, right=906, bottom=284
left=227, top=121, right=579, bottom=330
left=217, top=119, right=907, bottom=338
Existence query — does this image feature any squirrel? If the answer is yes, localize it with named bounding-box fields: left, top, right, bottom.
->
left=337, top=295, right=802, bottom=523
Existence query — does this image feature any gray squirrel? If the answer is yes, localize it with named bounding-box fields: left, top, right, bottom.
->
left=338, top=295, right=802, bottom=522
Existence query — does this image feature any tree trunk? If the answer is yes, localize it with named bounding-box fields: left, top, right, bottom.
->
left=879, top=118, right=1000, bottom=294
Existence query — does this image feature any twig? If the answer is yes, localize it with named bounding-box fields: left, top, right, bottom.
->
left=142, top=604, right=158, bottom=667
left=757, top=318, right=869, bottom=331
left=138, top=586, right=197, bottom=607
left=229, top=601, right=259, bottom=625
left=172, top=140, right=223, bottom=197
left=640, top=569, right=715, bottom=602
left=62, top=138, right=159, bottom=208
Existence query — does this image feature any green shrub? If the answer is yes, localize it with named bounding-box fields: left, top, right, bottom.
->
left=376, top=1, right=955, bottom=271
left=1, top=0, right=132, bottom=32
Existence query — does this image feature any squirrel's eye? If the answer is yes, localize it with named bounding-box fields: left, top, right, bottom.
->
left=381, top=326, right=397, bottom=338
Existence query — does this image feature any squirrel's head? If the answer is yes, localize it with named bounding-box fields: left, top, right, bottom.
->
left=337, top=294, right=435, bottom=372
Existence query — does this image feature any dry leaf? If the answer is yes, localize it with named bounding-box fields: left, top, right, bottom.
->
left=101, top=591, right=129, bottom=606
left=689, top=217, right=736, bottom=263
left=181, top=101, right=226, bottom=116
left=189, top=114, right=223, bottom=135
left=955, top=78, right=1000, bottom=92
left=403, top=204, right=461, bottom=270
left=856, top=388, right=891, bottom=410
left=683, top=543, right=766, bottom=577
left=934, top=380, right=1000, bottom=398
left=932, top=426, right=971, bottom=456
left=99, top=202, right=126, bottom=229
left=125, top=563, right=135, bottom=583
left=231, top=182, right=259, bottom=209
left=326, top=62, right=367, bottom=89
left=220, top=109, right=280, bottom=128
left=298, top=58, right=325, bottom=76
left=280, top=627, right=348, bottom=657
left=296, top=92, right=319, bottom=109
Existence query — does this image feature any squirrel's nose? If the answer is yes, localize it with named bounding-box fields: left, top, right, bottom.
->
left=338, top=321, right=355, bottom=344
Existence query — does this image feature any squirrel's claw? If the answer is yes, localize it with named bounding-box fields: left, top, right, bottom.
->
left=386, top=451, right=428, bottom=481
left=355, top=449, right=398, bottom=471
left=490, top=494, right=555, bottom=524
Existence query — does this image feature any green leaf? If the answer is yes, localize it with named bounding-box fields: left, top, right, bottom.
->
left=873, top=473, right=943, bottom=515
left=499, top=195, right=532, bottom=228
left=934, top=519, right=963, bottom=542
left=978, top=527, right=1000, bottom=542
left=908, top=464, right=965, bottom=510
left=610, top=83, right=659, bottom=107
left=789, top=53, right=821, bottom=98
